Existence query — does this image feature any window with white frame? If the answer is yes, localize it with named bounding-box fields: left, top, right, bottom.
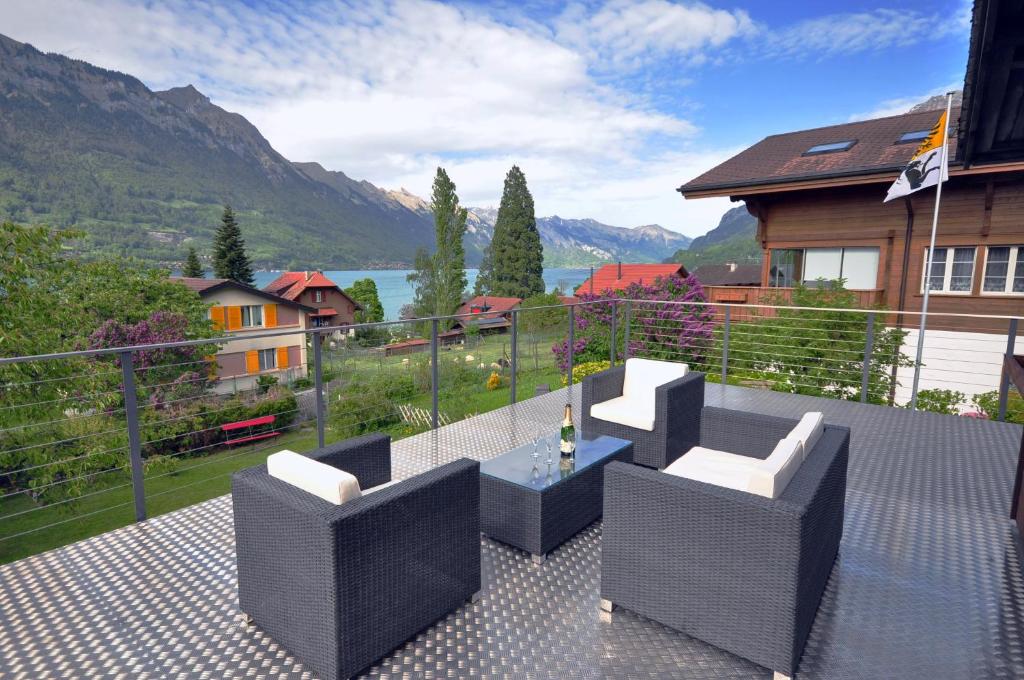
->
left=982, top=245, right=1024, bottom=294
left=922, top=247, right=976, bottom=293
left=313, top=289, right=324, bottom=303
left=257, top=348, right=276, bottom=371
left=241, top=305, right=264, bottom=327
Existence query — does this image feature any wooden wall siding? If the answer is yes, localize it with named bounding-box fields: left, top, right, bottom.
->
left=744, top=173, right=1024, bottom=332
left=703, top=286, right=884, bottom=321
left=300, top=288, right=358, bottom=325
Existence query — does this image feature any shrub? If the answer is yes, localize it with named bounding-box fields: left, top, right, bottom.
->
left=255, top=375, right=278, bottom=394
left=328, top=373, right=404, bottom=439
left=561, top=360, right=611, bottom=386
left=905, top=388, right=966, bottom=415
left=973, top=389, right=1024, bottom=424
left=290, top=377, right=313, bottom=390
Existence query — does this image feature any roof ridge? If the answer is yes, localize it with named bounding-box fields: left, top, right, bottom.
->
left=760, top=109, right=943, bottom=141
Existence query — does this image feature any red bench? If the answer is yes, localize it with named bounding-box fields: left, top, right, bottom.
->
left=222, top=415, right=280, bottom=446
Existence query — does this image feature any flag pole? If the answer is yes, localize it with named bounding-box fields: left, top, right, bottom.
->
left=909, top=92, right=955, bottom=410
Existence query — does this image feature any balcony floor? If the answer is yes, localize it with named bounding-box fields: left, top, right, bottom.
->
left=2, top=385, right=1023, bottom=679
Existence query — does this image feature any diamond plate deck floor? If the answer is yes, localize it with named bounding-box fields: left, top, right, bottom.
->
left=1, top=385, right=1023, bottom=679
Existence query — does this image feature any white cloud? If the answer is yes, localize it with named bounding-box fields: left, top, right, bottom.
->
left=762, top=9, right=960, bottom=60
left=0, top=0, right=733, bottom=236
left=846, top=82, right=962, bottom=121
left=556, top=0, right=754, bottom=69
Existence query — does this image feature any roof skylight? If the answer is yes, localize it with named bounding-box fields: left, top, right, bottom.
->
left=897, top=130, right=931, bottom=143
left=803, top=140, right=857, bottom=155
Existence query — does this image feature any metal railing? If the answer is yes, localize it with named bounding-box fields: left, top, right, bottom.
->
left=0, top=298, right=1019, bottom=563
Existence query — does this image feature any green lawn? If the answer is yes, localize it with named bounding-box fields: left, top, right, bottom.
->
left=0, top=329, right=571, bottom=565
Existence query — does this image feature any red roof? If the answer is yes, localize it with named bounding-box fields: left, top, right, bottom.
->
left=456, top=295, right=521, bottom=318
left=172, top=276, right=224, bottom=293
left=575, top=264, right=687, bottom=296
left=262, top=271, right=361, bottom=310
left=309, top=308, right=338, bottom=317
left=679, top=109, right=956, bottom=194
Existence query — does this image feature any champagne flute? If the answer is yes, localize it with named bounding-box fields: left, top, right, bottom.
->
left=532, top=430, right=541, bottom=464
left=544, top=436, right=553, bottom=466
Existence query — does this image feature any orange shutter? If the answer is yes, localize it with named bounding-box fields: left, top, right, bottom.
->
left=227, top=306, right=242, bottom=331
left=276, top=346, right=289, bottom=369
left=245, top=350, right=259, bottom=374
left=264, top=303, right=277, bottom=328
left=210, top=306, right=226, bottom=331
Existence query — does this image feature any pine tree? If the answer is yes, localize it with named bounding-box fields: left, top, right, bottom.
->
left=182, top=246, right=204, bottom=278
left=487, top=166, right=544, bottom=298
left=407, top=167, right=468, bottom=330
left=474, top=244, right=493, bottom=296
left=211, top=205, right=255, bottom=285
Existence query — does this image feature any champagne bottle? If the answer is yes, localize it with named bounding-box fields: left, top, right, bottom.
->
left=560, top=403, right=576, bottom=458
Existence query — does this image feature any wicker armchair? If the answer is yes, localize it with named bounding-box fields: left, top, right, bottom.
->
left=581, top=359, right=704, bottom=469
left=599, top=407, right=850, bottom=679
left=232, top=434, right=481, bottom=680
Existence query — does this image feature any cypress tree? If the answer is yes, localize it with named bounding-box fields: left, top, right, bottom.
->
left=408, top=167, right=468, bottom=329
left=430, top=168, right=468, bottom=325
left=182, top=246, right=204, bottom=278
left=487, top=166, right=544, bottom=298
left=211, top=205, right=255, bottom=286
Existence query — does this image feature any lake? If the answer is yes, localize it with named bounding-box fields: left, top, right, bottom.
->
left=251, top=268, right=590, bottom=320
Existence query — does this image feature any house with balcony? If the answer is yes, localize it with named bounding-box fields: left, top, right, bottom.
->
left=171, top=277, right=313, bottom=393
left=262, top=270, right=361, bottom=329
left=678, top=2, right=1024, bottom=402
left=453, top=295, right=521, bottom=335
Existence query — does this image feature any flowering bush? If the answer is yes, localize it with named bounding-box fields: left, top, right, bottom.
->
left=486, top=371, right=502, bottom=391
left=553, top=274, right=716, bottom=371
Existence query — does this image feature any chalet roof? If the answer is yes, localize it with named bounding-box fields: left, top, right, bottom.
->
left=457, top=295, right=521, bottom=318
left=679, top=109, right=957, bottom=195
left=691, top=264, right=762, bottom=286
left=169, top=277, right=316, bottom=312
left=574, top=263, right=687, bottom=296
left=262, top=271, right=361, bottom=309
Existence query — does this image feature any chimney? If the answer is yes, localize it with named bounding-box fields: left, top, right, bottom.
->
left=617, top=260, right=622, bottom=279
left=728, top=262, right=737, bottom=272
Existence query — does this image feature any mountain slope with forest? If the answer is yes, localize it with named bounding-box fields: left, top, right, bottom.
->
left=0, top=33, right=691, bottom=269
left=666, top=204, right=760, bottom=268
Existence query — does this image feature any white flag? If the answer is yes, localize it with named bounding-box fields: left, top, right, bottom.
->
left=884, top=110, right=949, bottom=202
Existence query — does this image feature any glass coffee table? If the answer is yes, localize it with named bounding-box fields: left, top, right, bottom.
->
left=479, top=434, right=633, bottom=564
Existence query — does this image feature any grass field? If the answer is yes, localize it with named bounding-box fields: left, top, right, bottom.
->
left=0, top=329, right=570, bottom=564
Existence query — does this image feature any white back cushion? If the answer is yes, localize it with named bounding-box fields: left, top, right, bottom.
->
left=622, top=358, right=688, bottom=407
left=267, top=450, right=361, bottom=505
left=789, top=412, right=824, bottom=461
left=749, top=437, right=804, bottom=498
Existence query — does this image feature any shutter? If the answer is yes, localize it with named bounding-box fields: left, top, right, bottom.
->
left=264, top=303, right=277, bottom=328
left=276, top=346, right=289, bottom=369
left=204, top=354, right=219, bottom=378
left=209, top=306, right=226, bottom=331
left=245, top=350, right=259, bottom=374
left=227, top=306, right=242, bottom=331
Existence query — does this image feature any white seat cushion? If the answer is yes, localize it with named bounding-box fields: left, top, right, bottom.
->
left=665, top=438, right=804, bottom=499
left=589, top=395, right=655, bottom=431
left=267, top=450, right=361, bottom=505
left=622, top=358, right=688, bottom=411
left=789, top=412, right=824, bottom=460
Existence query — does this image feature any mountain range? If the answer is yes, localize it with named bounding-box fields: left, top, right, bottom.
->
left=666, top=205, right=759, bottom=269
left=0, top=33, right=693, bottom=270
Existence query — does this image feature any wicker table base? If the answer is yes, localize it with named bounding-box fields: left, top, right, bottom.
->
left=479, top=435, right=632, bottom=562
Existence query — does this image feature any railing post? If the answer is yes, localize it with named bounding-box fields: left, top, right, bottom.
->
left=998, top=318, right=1019, bottom=422
left=721, top=306, right=730, bottom=384
left=861, top=312, right=875, bottom=404
left=609, top=300, right=617, bottom=366
left=510, top=310, right=518, bottom=405
left=120, top=351, right=146, bottom=522
left=567, top=305, right=575, bottom=389
left=623, top=301, right=631, bottom=360
left=313, top=332, right=325, bottom=448
left=431, top=318, right=439, bottom=429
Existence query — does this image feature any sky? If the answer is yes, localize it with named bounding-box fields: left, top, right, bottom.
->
left=0, top=0, right=972, bottom=236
